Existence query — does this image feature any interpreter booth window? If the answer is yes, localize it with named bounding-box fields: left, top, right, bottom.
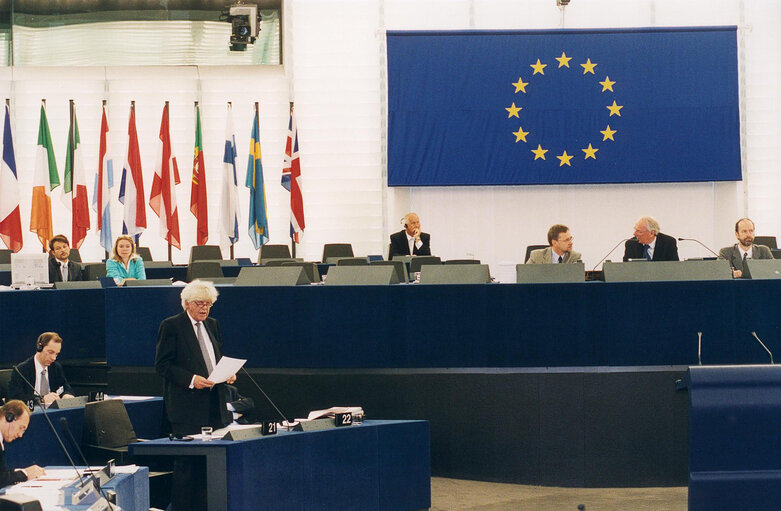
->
left=0, top=2, right=281, bottom=66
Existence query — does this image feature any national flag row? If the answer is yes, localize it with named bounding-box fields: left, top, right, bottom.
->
left=0, top=100, right=305, bottom=254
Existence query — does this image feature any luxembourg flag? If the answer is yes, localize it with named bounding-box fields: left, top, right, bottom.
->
left=0, top=104, right=22, bottom=252
left=92, top=105, right=113, bottom=252
left=149, top=102, right=181, bottom=250
left=219, top=103, right=240, bottom=246
left=118, top=103, right=146, bottom=238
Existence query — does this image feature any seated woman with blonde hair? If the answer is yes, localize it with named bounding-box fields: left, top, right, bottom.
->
left=106, top=235, right=146, bottom=285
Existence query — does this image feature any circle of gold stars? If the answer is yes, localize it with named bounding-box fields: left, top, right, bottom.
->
left=506, top=52, right=623, bottom=167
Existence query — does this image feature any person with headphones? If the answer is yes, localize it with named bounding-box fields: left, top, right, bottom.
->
left=47, top=234, right=84, bottom=283
left=7, top=332, right=75, bottom=408
left=388, top=212, right=432, bottom=259
left=0, top=400, right=45, bottom=487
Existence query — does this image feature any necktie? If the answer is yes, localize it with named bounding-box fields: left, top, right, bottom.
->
left=40, top=369, right=50, bottom=396
left=643, top=245, right=652, bottom=261
left=742, top=252, right=750, bottom=279
left=195, top=322, right=215, bottom=373
left=61, top=263, right=68, bottom=281
left=557, top=255, right=563, bottom=264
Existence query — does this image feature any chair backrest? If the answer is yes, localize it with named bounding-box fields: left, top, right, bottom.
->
left=264, top=258, right=299, bottom=266
left=0, top=249, right=11, bottom=264
left=524, top=244, right=548, bottom=263
left=68, top=248, right=82, bottom=263
left=516, top=262, right=586, bottom=283
left=281, top=261, right=321, bottom=283
left=83, top=263, right=107, bottom=281
left=54, top=280, right=103, bottom=289
left=189, top=245, right=223, bottom=264
left=187, top=261, right=223, bottom=282
left=322, top=243, right=354, bottom=262
left=755, top=236, right=778, bottom=250
left=445, top=259, right=481, bottom=265
left=336, top=257, right=369, bottom=266
left=258, top=244, right=292, bottom=264
left=370, top=260, right=409, bottom=283
left=83, top=399, right=137, bottom=448
left=136, top=246, right=153, bottom=261
left=409, top=256, right=442, bottom=274
left=235, top=266, right=309, bottom=286
left=0, top=368, right=12, bottom=403
left=324, top=265, right=399, bottom=285
left=419, top=264, right=491, bottom=284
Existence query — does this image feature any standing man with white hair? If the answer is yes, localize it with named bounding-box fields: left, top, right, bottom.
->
left=623, top=216, right=679, bottom=262
left=155, top=279, right=236, bottom=511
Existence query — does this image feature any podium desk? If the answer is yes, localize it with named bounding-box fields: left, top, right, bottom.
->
left=130, top=420, right=431, bottom=511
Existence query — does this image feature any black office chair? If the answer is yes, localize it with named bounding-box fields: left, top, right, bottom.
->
left=370, top=260, right=409, bottom=283
left=445, top=259, right=481, bottom=265
left=282, top=261, right=321, bottom=283
left=186, top=261, right=223, bottom=282
left=258, top=244, right=292, bottom=264
left=524, top=244, right=548, bottom=263
left=189, top=245, right=223, bottom=264
left=68, top=248, right=82, bottom=263
left=0, top=368, right=12, bottom=403
left=83, top=263, right=107, bottom=281
left=136, top=246, right=153, bottom=262
left=409, top=256, right=441, bottom=274
left=336, top=257, right=369, bottom=266
left=755, top=236, right=777, bottom=250
left=322, top=243, right=354, bottom=263
left=0, top=249, right=11, bottom=264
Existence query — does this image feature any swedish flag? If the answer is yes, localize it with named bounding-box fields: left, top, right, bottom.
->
left=246, top=106, right=269, bottom=249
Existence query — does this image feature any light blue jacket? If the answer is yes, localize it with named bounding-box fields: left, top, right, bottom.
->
left=106, top=256, right=146, bottom=282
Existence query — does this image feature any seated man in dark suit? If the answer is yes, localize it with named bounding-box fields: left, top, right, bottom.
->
left=388, top=212, right=431, bottom=259
left=718, top=218, right=773, bottom=279
left=8, top=332, right=75, bottom=409
left=47, top=234, right=83, bottom=283
left=0, top=400, right=45, bottom=488
left=226, top=385, right=256, bottom=425
left=623, top=216, right=679, bottom=262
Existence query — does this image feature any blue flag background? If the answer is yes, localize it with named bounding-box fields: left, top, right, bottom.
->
left=387, top=27, right=740, bottom=186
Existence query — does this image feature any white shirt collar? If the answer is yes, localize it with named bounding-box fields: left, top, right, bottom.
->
left=738, top=244, right=753, bottom=258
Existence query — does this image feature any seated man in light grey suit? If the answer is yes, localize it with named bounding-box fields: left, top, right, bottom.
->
left=527, top=224, right=581, bottom=264
left=718, top=218, right=773, bottom=279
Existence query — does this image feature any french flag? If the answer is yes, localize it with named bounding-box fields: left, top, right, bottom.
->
left=0, top=103, right=22, bottom=252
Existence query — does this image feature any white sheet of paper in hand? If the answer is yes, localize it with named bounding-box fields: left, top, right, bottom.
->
left=207, top=356, right=247, bottom=384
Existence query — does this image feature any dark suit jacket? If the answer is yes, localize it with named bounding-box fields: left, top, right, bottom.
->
left=0, top=446, right=27, bottom=488
left=623, top=232, right=679, bottom=262
left=48, top=257, right=83, bottom=283
left=8, top=356, right=73, bottom=405
left=155, top=312, right=232, bottom=432
left=718, top=243, right=773, bottom=278
left=389, top=230, right=431, bottom=259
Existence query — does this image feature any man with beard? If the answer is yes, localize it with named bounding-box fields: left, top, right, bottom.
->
left=718, top=218, right=773, bottom=279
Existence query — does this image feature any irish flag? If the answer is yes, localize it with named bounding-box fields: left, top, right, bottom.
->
left=30, top=101, right=59, bottom=250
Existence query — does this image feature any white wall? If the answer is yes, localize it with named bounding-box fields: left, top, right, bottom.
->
left=2, top=0, right=780, bottom=279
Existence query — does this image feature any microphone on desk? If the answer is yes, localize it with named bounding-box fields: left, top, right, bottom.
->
left=60, top=417, right=116, bottom=511
left=591, top=237, right=634, bottom=271
left=677, top=238, right=720, bottom=259
left=239, top=367, right=293, bottom=430
left=12, top=365, right=84, bottom=486
left=751, top=332, right=775, bottom=364
left=697, top=332, right=703, bottom=365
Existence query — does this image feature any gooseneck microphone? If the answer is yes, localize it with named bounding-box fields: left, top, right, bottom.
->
left=697, top=332, right=702, bottom=365
left=11, top=365, right=85, bottom=486
left=239, top=367, right=293, bottom=430
left=592, top=237, right=634, bottom=271
left=751, top=332, right=775, bottom=364
left=677, top=237, right=720, bottom=259
left=60, top=417, right=115, bottom=511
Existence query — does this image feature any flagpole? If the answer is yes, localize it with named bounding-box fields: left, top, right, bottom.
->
left=40, top=98, right=47, bottom=253
left=289, top=101, right=296, bottom=259
left=165, top=100, right=172, bottom=263
left=129, top=99, right=142, bottom=249
left=101, top=99, right=109, bottom=260
left=226, top=101, right=235, bottom=260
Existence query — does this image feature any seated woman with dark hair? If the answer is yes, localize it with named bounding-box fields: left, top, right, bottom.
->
left=106, top=235, right=146, bottom=285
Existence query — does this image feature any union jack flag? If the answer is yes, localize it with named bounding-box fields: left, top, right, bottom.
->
left=281, top=105, right=305, bottom=243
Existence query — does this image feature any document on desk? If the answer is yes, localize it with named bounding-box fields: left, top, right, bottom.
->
left=207, top=356, right=246, bottom=384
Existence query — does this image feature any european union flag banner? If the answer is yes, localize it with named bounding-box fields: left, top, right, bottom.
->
left=387, top=27, right=740, bottom=186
